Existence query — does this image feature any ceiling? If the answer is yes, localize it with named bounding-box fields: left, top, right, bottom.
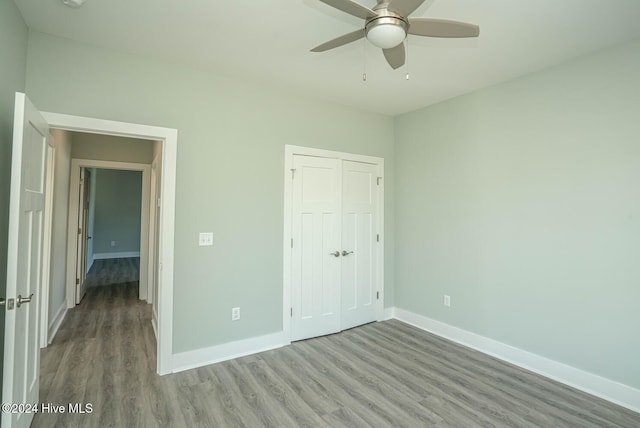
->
left=14, top=0, right=640, bottom=116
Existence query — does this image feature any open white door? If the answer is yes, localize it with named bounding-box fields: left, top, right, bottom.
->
left=75, top=167, right=90, bottom=303
left=2, top=93, right=48, bottom=428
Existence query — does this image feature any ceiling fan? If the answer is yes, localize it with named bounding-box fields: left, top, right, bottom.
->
left=311, top=0, right=479, bottom=69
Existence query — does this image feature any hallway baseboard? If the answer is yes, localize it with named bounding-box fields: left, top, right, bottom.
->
left=93, top=251, right=140, bottom=260
left=47, top=303, right=67, bottom=345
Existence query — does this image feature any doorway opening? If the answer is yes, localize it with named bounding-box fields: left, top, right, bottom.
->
left=66, top=160, right=151, bottom=309
left=41, top=112, right=176, bottom=375
left=76, top=167, right=144, bottom=302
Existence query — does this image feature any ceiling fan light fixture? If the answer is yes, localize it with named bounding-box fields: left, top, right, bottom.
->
left=365, top=17, right=407, bottom=49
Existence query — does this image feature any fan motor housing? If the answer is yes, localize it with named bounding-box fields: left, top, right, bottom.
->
left=365, top=9, right=409, bottom=32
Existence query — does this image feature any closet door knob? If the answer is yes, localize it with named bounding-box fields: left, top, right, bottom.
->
left=341, top=250, right=354, bottom=256
left=329, top=251, right=340, bottom=257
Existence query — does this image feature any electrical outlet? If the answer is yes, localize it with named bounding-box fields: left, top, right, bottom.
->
left=444, top=295, right=451, bottom=307
left=231, top=307, right=240, bottom=321
left=110, top=240, right=116, bottom=247
left=199, top=232, right=213, bottom=246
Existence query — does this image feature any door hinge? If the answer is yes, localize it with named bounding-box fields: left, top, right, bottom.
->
left=76, top=278, right=80, bottom=285
left=78, top=227, right=82, bottom=235
left=376, top=234, right=380, bottom=242
left=291, top=168, right=296, bottom=179
left=377, top=177, right=382, bottom=186
left=377, top=291, right=379, bottom=300
left=157, top=197, right=161, bottom=208
left=291, top=238, right=293, bottom=248
left=290, top=307, right=293, bottom=317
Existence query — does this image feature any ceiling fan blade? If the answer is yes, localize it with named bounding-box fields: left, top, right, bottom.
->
left=408, top=18, right=479, bottom=37
left=383, top=42, right=405, bottom=69
left=311, top=29, right=365, bottom=52
left=390, top=0, right=428, bottom=17
left=318, top=0, right=377, bottom=20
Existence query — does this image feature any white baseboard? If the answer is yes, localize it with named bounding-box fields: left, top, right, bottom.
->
left=382, top=306, right=395, bottom=320
left=172, top=331, right=286, bottom=374
left=393, top=307, right=640, bottom=414
left=93, top=251, right=140, bottom=260
left=48, top=303, right=68, bottom=344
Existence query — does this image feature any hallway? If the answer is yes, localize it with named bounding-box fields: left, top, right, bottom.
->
left=33, top=258, right=157, bottom=427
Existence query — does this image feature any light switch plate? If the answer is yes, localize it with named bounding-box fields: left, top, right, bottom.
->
left=199, top=232, right=213, bottom=246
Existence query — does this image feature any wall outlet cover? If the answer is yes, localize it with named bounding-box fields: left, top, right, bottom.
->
left=199, top=232, right=213, bottom=246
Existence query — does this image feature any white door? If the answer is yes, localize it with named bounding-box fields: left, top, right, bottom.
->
left=2, top=93, right=48, bottom=428
left=340, top=161, right=378, bottom=330
left=84, top=168, right=93, bottom=274
left=291, top=155, right=342, bottom=341
left=290, top=154, right=380, bottom=341
left=75, top=167, right=90, bottom=303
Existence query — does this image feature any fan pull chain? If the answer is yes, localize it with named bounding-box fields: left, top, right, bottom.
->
left=405, top=37, right=410, bottom=80
left=362, top=36, right=367, bottom=82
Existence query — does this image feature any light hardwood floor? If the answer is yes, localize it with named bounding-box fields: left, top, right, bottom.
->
left=83, top=257, right=140, bottom=288
left=33, top=281, right=639, bottom=427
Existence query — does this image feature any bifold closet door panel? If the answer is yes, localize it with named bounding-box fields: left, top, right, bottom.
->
left=291, top=155, right=342, bottom=341
left=341, top=160, right=378, bottom=330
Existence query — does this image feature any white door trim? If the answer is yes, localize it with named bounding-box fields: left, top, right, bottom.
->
left=66, top=160, right=151, bottom=306
left=41, top=112, right=177, bottom=375
left=282, top=144, right=385, bottom=343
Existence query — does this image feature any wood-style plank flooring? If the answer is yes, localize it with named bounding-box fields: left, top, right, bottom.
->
left=34, top=272, right=639, bottom=426
left=84, top=257, right=140, bottom=288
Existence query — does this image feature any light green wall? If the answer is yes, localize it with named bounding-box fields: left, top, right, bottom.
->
left=0, top=0, right=29, bottom=401
left=394, top=39, right=640, bottom=389
left=72, top=132, right=154, bottom=164
left=93, top=169, right=143, bottom=255
left=25, top=31, right=395, bottom=353
left=48, top=129, right=72, bottom=324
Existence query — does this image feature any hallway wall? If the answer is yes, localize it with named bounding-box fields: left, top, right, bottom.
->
left=93, top=169, right=143, bottom=258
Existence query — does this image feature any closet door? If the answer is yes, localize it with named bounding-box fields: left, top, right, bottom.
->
left=341, top=161, right=378, bottom=330
left=291, top=155, right=342, bottom=341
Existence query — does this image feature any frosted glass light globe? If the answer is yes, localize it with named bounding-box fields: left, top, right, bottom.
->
left=366, top=23, right=407, bottom=49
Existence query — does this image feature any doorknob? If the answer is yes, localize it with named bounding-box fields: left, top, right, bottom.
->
left=329, top=251, right=340, bottom=257
left=341, top=250, right=354, bottom=256
left=16, top=293, right=34, bottom=308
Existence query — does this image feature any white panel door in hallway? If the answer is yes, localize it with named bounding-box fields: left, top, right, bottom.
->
left=290, top=152, right=382, bottom=342
left=75, top=167, right=91, bottom=304
left=3, top=93, right=49, bottom=428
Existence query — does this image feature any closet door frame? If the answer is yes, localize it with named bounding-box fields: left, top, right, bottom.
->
left=282, top=144, right=385, bottom=343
